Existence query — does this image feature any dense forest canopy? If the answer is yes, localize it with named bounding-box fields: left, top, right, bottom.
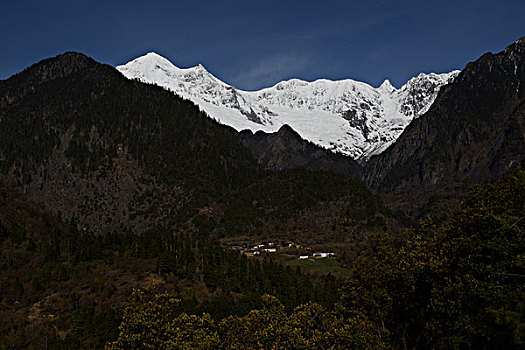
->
left=3, top=162, right=521, bottom=348
left=107, top=165, right=525, bottom=349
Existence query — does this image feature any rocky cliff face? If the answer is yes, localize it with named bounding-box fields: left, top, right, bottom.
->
left=365, top=37, right=525, bottom=195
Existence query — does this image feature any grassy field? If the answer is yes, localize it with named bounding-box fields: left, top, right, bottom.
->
left=284, top=257, right=351, bottom=278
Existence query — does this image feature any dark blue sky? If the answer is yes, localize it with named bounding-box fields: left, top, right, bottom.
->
left=2, top=0, right=524, bottom=90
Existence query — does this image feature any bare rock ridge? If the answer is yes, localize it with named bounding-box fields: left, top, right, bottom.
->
left=238, top=125, right=363, bottom=179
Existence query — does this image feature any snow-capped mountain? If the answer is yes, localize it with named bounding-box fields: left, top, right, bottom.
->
left=117, top=53, right=459, bottom=160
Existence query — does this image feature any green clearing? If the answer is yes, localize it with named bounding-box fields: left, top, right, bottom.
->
left=284, top=258, right=351, bottom=278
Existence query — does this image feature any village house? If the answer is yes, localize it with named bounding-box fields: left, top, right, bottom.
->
left=313, top=252, right=331, bottom=258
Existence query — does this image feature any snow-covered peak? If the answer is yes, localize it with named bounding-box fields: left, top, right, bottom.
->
left=119, top=53, right=219, bottom=83
left=378, top=79, right=395, bottom=92
left=124, top=52, right=178, bottom=72
left=396, top=71, right=460, bottom=118
left=117, top=54, right=459, bottom=161
left=143, top=51, right=168, bottom=61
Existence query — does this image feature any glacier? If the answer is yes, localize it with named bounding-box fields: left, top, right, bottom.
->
left=117, top=52, right=459, bottom=161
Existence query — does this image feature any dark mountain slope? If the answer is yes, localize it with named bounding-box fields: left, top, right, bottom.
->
left=365, top=37, right=525, bottom=202
left=0, top=52, right=262, bottom=233
left=0, top=52, right=392, bottom=237
left=238, top=125, right=363, bottom=179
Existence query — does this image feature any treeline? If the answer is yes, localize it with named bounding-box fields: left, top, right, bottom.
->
left=107, top=165, right=525, bottom=349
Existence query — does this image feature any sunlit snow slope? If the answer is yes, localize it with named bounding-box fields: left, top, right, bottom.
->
left=117, top=53, right=459, bottom=160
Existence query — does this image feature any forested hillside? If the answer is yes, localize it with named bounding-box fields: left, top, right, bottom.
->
left=0, top=53, right=394, bottom=348
left=0, top=52, right=260, bottom=234
left=0, top=179, right=344, bottom=348
left=108, top=164, right=525, bottom=349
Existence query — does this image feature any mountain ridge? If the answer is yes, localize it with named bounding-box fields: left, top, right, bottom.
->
left=117, top=53, right=459, bottom=160
left=364, top=36, right=525, bottom=211
left=238, top=124, right=363, bottom=178
left=0, top=52, right=262, bottom=233
left=0, top=51, right=393, bottom=238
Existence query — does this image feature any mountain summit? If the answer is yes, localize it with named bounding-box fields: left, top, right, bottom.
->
left=117, top=54, right=459, bottom=161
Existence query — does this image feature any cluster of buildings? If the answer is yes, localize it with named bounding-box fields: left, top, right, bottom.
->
left=298, top=252, right=336, bottom=260
left=229, top=241, right=335, bottom=260
left=230, top=241, right=283, bottom=257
